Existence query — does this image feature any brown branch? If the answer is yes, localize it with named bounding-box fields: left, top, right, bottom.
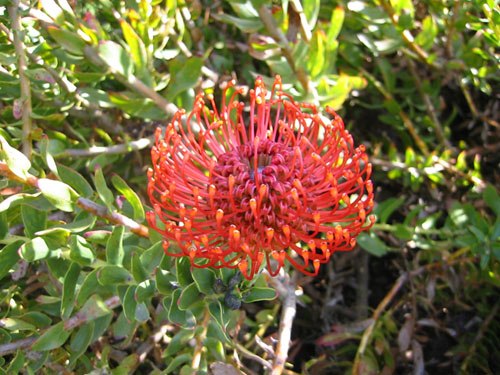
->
left=267, top=271, right=297, bottom=375
left=234, top=342, right=273, bottom=370
left=76, top=198, right=149, bottom=238
left=7, top=1, right=33, bottom=157
left=0, top=162, right=150, bottom=238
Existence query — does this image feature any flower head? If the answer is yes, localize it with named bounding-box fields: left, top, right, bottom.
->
left=147, top=76, right=374, bottom=280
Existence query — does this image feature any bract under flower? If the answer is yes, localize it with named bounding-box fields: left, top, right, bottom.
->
left=147, top=75, right=375, bottom=280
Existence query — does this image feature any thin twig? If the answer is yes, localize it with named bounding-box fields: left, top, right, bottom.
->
left=76, top=198, right=149, bottom=238
left=7, top=1, right=33, bottom=157
left=235, top=342, right=273, bottom=370
left=61, top=136, right=153, bottom=157
left=192, top=307, right=211, bottom=370
left=379, top=0, right=442, bottom=70
left=407, top=59, right=450, bottom=149
left=0, top=162, right=150, bottom=238
left=268, top=272, right=297, bottom=375
left=82, top=46, right=181, bottom=121
left=0, top=296, right=120, bottom=356
left=257, top=4, right=310, bottom=94
left=355, top=65, right=430, bottom=156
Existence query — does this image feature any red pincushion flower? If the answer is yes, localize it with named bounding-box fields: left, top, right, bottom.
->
left=147, top=75, right=375, bottom=280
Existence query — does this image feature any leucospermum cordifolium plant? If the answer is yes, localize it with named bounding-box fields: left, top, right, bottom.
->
left=147, top=75, right=375, bottom=280
left=1, top=0, right=499, bottom=374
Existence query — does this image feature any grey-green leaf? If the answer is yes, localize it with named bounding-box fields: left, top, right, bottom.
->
left=61, top=262, right=81, bottom=319
left=106, top=225, right=125, bottom=266
left=32, top=321, right=71, bottom=351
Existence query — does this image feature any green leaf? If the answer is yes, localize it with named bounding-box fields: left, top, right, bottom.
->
left=94, top=166, right=115, bottom=212
left=178, top=283, right=201, bottom=310
left=90, top=314, right=113, bottom=343
left=97, top=41, right=134, bottom=77
left=19, top=237, right=59, bottom=262
left=135, top=279, right=156, bottom=304
left=122, top=285, right=137, bottom=322
left=208, top=299, right=229, bottom=333
left=76, top=269, right=99, bottom=307
left=6, top=350, right=25, bottom=374
left=21, top=204, right=47, bottom=238
left=415, top=15, right=437, bottom=51
left=113, top=311, right=137, bottom=340
left=47, top=26, right=86, bottom=55
left=212, top=13, right=263, bottom=32
left=162, top=329, right=194, bottom=357
left=192, top=267, right=216, bottom=295
left=166, top=57, right=203, bottom=101
left=39, top=211, right=96, bottom=237
left=68, top=322, right=94, bottom=367
left=393, top=224, right=414, bottom=240
left=449, top=202, right=468, bottom=227
left=97, top=265, right=133, bottom=285
left=79, top=295, right=112, bottom=322
left=0, top=192, right=40, bottom=213
left=0, top=135, right=31, bottom=179
left=165, top=353, right=192, bottom=374
left=69, top=235, right=95, bottom=266
left=484, top=184, right=500, bottom=216
left=57, top=164, right=93, bottom=198
left=135, top=302, right=149, bottom=322
left=106, top=225, right=125, bottom=265
left=243, top=287, right=277, bottom=303
left=0, top=318, right=36, bottom=331
left=61, top=262, right=81, bottom=319
left=140, top=241, right=164, bottom=273
left=0, top=240, right=23, bottom=280
left=491, top=217, right=500, bottom=240
left=120, top=19, right=148, bottom=75
left=111, top=174, right=145, bottom=222
left=308, top=30, right=326, bottom=78
left=156, top=267, right=175, bottom=295
left=375, top=197, right=405, bottom=224
left=327, top=7, right=345, bottom=46
left=19, top=311, right=51, bottom=329
left=176, top=257, right=194, bottom=287
left=37, top=178, right=78, bottom=212
left=168, top=289, right=187, bottom=325
left=131, top=252, right=148, bottom=283
left=40, top=135, right=58, bottom=177
left=0, top=210, right=6, bottom=240
left=32, top=321, right=71, bottom=351
left=356, top=232, right=388, bottom=257
left=469, top=225, right=487, bottom=243
left=40, top=0, right=65, bottom=24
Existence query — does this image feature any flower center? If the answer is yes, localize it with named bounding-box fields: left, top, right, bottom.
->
left=212, top=139, right=310, bottom=249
